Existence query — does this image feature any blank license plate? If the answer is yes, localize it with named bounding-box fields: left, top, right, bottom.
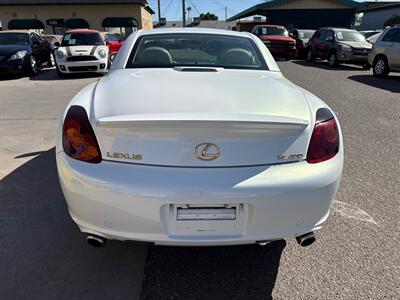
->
left=177, top=207, right=236, bottom=221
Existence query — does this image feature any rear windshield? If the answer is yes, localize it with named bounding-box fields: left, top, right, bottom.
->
left=261, top=27, right=288, bottom=37
left=126, top=33, right=267, bottom=70
left=0, top=33, right=29, bottom=45
left=335, top=31, right=365, bottom=42
left=61, top=33, right=103, bottom=46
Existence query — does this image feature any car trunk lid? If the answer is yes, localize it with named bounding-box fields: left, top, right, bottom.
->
left=92, top=68, right=312, bottom=167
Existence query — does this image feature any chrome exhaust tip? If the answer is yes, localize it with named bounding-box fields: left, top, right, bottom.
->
left=86, top=235, right=106, bottom=248
left=296, top=232, right=316, bottom=247
left=256, top=240, right=271, bottom=246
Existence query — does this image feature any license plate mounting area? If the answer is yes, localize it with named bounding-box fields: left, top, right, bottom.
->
left=161, top=204, right=248, bottom=237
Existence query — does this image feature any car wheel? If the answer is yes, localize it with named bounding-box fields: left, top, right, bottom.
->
left=29, top=55, right=39, bottom=76
left=373, top=57, right=389, bottom=78
left=306, top=49, right=314, bottom=62
left=47, top=53, right=55, bottom=68
left=295, top=49, right=300, bottom=59
left=328, top=52, right=338, bottom=67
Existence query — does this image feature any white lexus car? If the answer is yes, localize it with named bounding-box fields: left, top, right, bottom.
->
left=55, top=29, right=109, bottom=76
left=56, top=28, right=343, bottom=248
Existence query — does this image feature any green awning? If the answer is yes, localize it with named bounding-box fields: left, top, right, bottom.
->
left=102, top=17, right=139, bottom=28
left=8, top=19, right=44, bottom=30
left=65, top=18, right=89, bottom=29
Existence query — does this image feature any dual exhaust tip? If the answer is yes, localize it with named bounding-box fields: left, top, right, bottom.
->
left=256, top=231, right=316, bottom=247
left=87, top=232, right=316, bottom=248
left=295, top=232, right=316, bottom=247
left=86, top=234, right=106, bottom=248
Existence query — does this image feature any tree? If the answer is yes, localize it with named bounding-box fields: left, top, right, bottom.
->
left=200, top=12, right=218, bottom=21
left=384, top=14, right=400, bottom=27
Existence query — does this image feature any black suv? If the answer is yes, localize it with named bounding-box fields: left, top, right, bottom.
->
left=306, top=28, right=372, bottom=68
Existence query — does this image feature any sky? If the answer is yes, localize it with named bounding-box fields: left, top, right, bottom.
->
left=147, top=0, right=264, bottom=21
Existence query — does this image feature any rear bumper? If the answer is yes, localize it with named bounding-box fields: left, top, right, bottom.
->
left=57, top=150, right=343, bottom=246
left=56, top=59, right=108, bottom=73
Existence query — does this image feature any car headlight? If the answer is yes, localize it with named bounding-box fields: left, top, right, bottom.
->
left=8, top=50, right=28, bottom=61
left=339, top=44, right=352, bottom=52
left=98, top=49, right=107, bottom=59
left=55, top=50, right=64, bottom=59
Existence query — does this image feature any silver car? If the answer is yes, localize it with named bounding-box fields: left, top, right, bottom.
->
left=369, top=26, right=400, bottom=77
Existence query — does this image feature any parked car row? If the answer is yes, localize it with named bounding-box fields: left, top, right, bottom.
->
left=0, top=29, right=124, bottom=77
left=250, top=23, right=400, bottom=78
left=305, top=25, right=400, bottom=78
left=305, top=27, right=372, bottom=69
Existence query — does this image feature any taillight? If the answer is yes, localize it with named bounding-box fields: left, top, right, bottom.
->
left=62, top=105, right=102, bottom=163
left=307, top=108, right=339, bottom=164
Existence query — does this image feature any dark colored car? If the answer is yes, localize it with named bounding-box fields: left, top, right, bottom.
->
left=289, top=29, right=315, bottom=58
left=0, top=30, right=53, bottom=76
left=43, top=34, right=63, bottom=50
left=251, top=24, right=296, bottom=59
left=306, top=27, right=372, bottom=68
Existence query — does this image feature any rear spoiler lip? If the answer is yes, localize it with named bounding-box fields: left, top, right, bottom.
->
left=97, top=113, right=309, bottom=130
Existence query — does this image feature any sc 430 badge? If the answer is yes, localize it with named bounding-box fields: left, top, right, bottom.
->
left=277, top=153, right=304, bottom=160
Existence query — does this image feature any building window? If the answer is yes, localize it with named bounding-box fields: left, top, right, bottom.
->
left=102, top=17, right=138, bottom=39
left=46, top=19, right=65, bottom=35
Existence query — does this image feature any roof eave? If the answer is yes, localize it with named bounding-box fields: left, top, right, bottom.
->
left=227, top=0, right=364, bottom=22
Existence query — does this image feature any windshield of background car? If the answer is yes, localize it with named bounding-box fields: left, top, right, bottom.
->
left=0, top=33, right=29, bottom=45
left=61, top=33, right=103, bottom=46
left=298, top=31, right=314, bottom=39
left=335, top=31, right=365, bottom=42
left=105, top=34, right=119, bottom=42
left=261, top=27, right=288, bottom=36
left=126, top=33, right=268, bottom=70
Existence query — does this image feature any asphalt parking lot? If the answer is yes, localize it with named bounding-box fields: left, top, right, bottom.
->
left=1, top=62, right=399, bottom=299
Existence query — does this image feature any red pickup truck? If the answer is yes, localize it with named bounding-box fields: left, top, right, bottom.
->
left=251, top=24, right=296, bottom=59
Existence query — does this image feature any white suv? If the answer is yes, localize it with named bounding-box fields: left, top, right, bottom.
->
left=369, top=26, right=400, bottom=77
left=55, top=30, right=109, bottom=76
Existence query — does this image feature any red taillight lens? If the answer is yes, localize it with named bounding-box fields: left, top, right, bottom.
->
left=307, top=112, right=339, bottom=164
left=62, top=106, right=102, bottom=163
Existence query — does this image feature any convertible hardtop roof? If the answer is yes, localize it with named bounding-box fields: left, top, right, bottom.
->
left=0, top=29, right=36, bottom=34
left=257, top=24, right=286, bottom=28
left=65, top=29, right=100, bottom=34
left=136, top=28, right=254, bottom=38
left=319, top=27, right=357, bottom=31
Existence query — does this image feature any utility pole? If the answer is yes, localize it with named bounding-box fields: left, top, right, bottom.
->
left=225, top=6, right=228, bottom=21
left=157, top=0, right=161, bottom=22
left=182, top=0, right=186, bottom=27
left=187, top=7, right=192, bottom=23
